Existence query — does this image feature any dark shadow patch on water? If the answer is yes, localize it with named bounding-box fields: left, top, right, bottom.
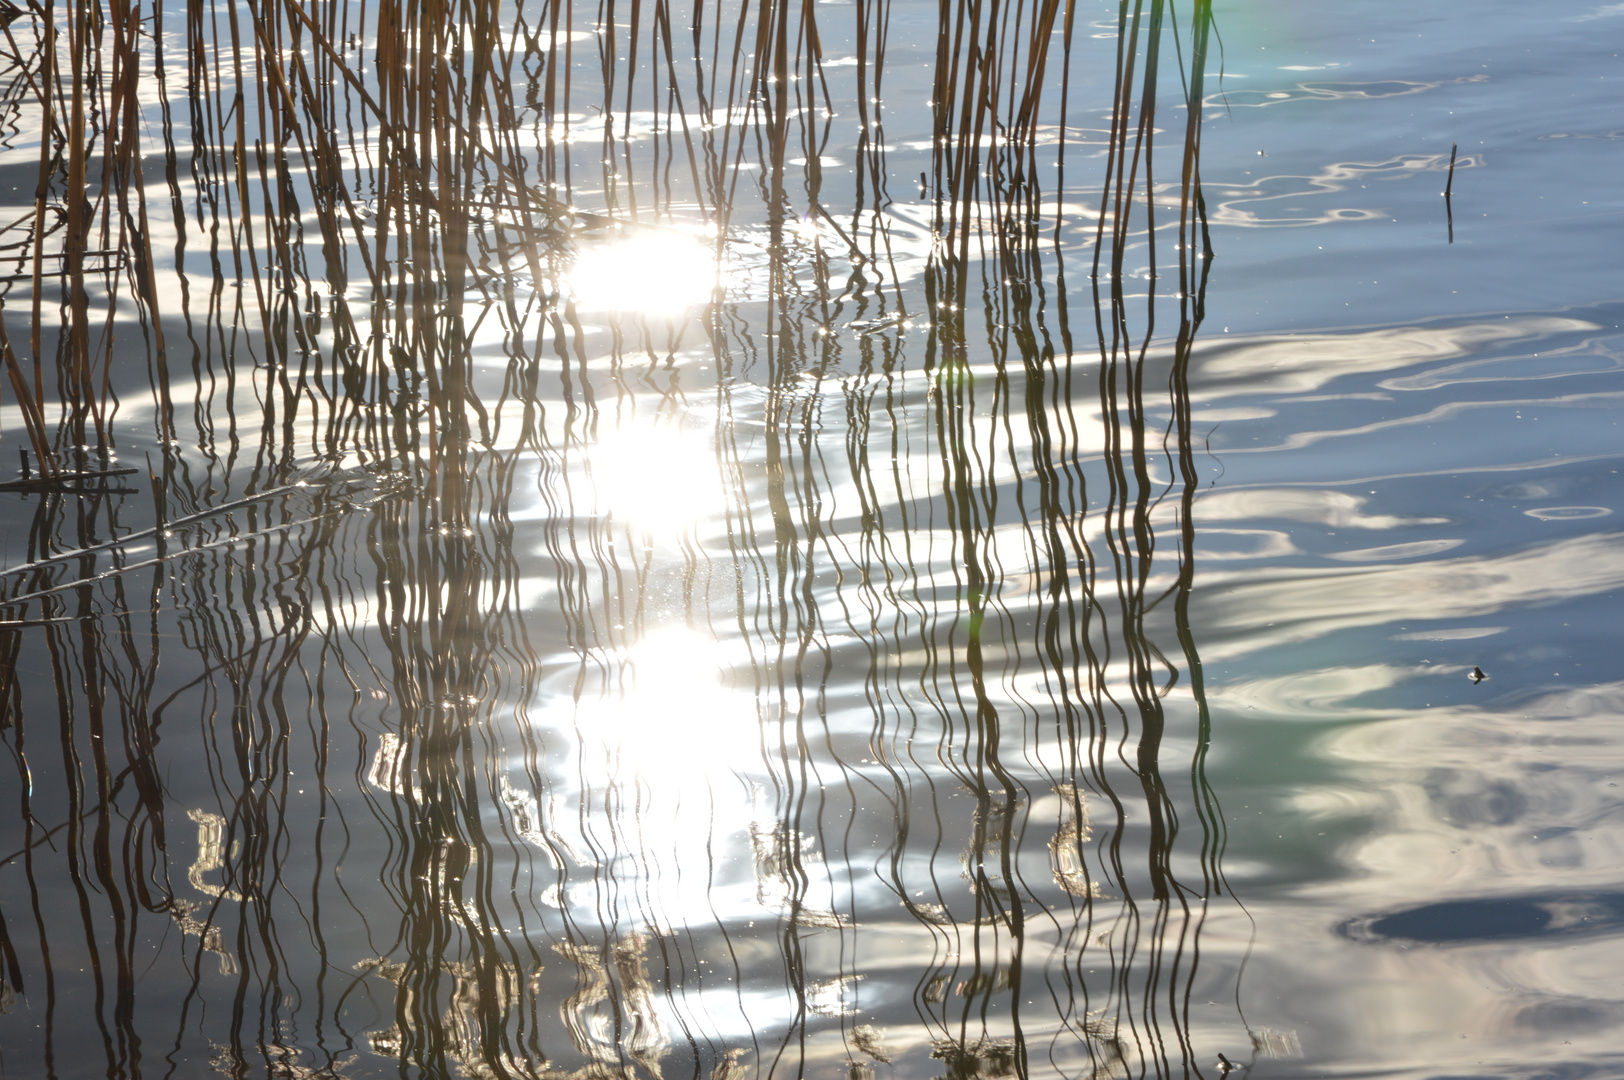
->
left=1513, top=997, right=1617, bottom=1030
left=1342, top=891, right=1624, bottom=944
left=1425, top=1062, right=1624, bottom=1080
left=1344, top=889, right=1624, bottom=941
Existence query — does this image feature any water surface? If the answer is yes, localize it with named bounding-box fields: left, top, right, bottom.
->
left=0, top=1, right=1621, bottom=1079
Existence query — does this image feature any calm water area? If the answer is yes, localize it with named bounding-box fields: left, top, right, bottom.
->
left=0, top=0, right=1621, bottom=1077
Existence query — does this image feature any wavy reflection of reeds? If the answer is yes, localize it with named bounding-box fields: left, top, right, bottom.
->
left=0, top=0, right=1253, bottom=1077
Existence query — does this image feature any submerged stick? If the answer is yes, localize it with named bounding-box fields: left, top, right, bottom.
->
left=0, top=508, right=349, bottom=608
left=0, top=467, right=139, bottom=493
left=0, top=481, right=314, bottom=576
left=1444, top=142, right=1458, bottom=243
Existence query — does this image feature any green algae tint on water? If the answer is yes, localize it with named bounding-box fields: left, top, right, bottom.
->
left=0, top=0, right=1620, bottom=1078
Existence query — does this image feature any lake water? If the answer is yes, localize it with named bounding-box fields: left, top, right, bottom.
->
left=1, top=1, right=1621, bottom=1078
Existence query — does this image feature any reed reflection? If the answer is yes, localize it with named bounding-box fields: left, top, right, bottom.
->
left=0, top=0, right=1252, bottom=1078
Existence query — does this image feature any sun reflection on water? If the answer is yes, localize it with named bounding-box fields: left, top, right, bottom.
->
left=586, top=418, right=727, bottom=532
left=532, top=626, right=764, bottom=922
left=587, top=628, right=755, bottom=777
left=567, top=228, right=718, bottom=314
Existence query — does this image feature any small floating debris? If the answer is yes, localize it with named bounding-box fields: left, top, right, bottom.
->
left=1250, top=1028, right=1302, bottom=1059
left=1469, top=665, right=1488, bottom=684
left=1215, top=1053, right=1237, bottom=1076
left=848, top=312, right=906, bottom=335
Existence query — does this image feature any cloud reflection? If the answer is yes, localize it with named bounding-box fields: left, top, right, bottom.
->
left=1196, top=316, right=1599, bottom=398
left=1198, top=532, right=1624, bottom=659
left=1196, top=488, right=1446, bottom=530
left=1258, top=677, right=1624, bottom=1066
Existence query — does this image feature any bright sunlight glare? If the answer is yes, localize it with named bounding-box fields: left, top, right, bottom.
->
left=588, top=419, right=726, bottom=531
left=561, top=628, right=758, bottom=792
left=530, top=626, right=762, bottom=922
left=567, top=229, right=717, bottom=315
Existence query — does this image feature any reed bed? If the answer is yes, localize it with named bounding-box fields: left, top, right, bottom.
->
left=0, top=0, right=1240, bottom=1078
